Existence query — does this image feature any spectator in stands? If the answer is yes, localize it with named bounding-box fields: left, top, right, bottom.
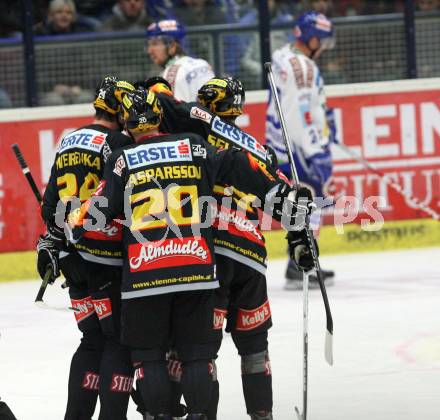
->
left=40, top=84, right=94, bottom=106
left=0, top=1, right=22, bottom=38
left=174, top=0, right=227, bottom=26
left=310, top=0, right=335, bottom=16
left=33, top=0, right=96, bottom=35
left=0, top=88, right=12, bottom=108
left=417, top=0, right=440, bottom=11
left=100, top=0, right=153, bottom=32
left=146, top=0, right=175, bottom=20
left=74, top=0, right=114, bottom=19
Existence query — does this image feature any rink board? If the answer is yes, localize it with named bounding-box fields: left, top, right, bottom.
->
left=1, top=218, right=438, bottom=282
left=0, top=77, right=439, bottom=260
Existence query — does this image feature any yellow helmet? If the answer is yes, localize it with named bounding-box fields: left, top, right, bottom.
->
left=197, top=76, right=245, bottom=117
left=93, top=76, right=135, bottom=115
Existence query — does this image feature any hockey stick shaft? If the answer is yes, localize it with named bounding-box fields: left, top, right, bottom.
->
left=35, top=266, right=52, bottom=302
left=265, top=62, right=334, bottom=364
left=11, top=143, right=43, bottom=204
left=336, top=143, right=439, bottom=221
left=11, top=143, right=53, bottom=303
left=11, top=144, right=77, bottom=312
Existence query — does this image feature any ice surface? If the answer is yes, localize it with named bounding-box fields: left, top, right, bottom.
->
left=1, top=248, right=439, bottom=420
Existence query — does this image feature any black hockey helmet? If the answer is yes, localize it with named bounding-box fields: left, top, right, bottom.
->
left=197, top=76, right=245, bottom=117
left=93, top=76, right=135, bottom=115
left=121, top=88, right=162, bottom=134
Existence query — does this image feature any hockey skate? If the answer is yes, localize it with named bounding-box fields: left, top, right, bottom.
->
left=284, top=259, right=334, bottom=290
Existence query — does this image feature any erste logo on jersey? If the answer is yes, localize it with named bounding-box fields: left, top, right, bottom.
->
left=124, top=139, right=192, bottom=169
left=211, top=117, right=267, bottom=160
left=59, top=129, right=107, bottom=154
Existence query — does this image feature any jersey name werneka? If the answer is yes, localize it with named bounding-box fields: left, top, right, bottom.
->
left=58, top=128, right=108, bottom=154
left=210, top=116, right=267, bottom=160
left=124, top=139, right=193, bottom=169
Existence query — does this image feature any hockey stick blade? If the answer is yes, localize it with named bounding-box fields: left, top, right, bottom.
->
left=325, top=330, right=334, bottom=366
left=35, top=300, right=79, bottom=312
left=35, top=269, right=79, bottom=312
left=294, top=406, right=303, bottom=420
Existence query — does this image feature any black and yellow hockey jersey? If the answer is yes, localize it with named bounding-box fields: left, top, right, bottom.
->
left=71, top=132, right=286, bottom=299
left=158, top=94, right=278, bottom=274
left=42, top=124, right=132, bottom=265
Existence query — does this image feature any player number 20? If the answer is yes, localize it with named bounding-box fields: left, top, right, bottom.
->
left=130, top=185, right=200, bottom=231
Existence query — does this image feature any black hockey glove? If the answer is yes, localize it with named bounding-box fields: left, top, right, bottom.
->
left=287, top=229, right=318, bottom=272
left=263, top=145, right=278, bottom=169
left=274, top=185, right=315, bottom=230
left=36, top=234, right=60, bottom=284
left=46, top=220, right=70, bottom=251
left=286, top=186, right=317, bottom=271
left=295, top=186, right=315, bottom=216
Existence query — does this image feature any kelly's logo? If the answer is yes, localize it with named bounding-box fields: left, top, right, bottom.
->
left=236, top=300, right=271, bottom=331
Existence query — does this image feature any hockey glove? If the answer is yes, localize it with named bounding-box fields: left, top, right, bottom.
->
left=36, top=234, right=60, bottom=284
left=306, top=147, right=333, bottom=189
left=295, top=186, right=315, bottom=215
left=273, top=186, right=314, bottom=230
left=263, top=145, right=278, bottom=169
left=46, top=220, right=70, bottom=251
left=287, top=229, right=318, bottom=272
left=326, top=108, right=339, bottom=144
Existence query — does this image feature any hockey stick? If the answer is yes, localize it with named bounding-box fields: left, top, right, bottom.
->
left=11, top=143, right=76, bottom=312
left=11, top=143, right=43, bottom=204
left=336, top=143, right=439, bottom=221
left=265, top=62, right=334, bottom=419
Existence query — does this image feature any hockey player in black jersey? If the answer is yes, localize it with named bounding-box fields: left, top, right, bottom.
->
left=141, top=76, right=283, bottom=419
left=197, top=77, right=275, bottom=420
left=37, top=76, right=136, bottom=420
left=68, top=88, right=314, bottom=420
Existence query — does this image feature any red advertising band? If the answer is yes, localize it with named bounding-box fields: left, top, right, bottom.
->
left=337, top=143, right=439, bottom=221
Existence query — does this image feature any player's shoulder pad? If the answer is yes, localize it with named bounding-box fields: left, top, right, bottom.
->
left=188, top=103, right=213, bottom=125
left=106, top=129, right=132, bottom=150
left=108, top=147, right=128, bottom=177
left=180, top=132, right=208, bottom=159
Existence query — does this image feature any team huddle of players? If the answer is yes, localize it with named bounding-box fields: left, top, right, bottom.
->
left=37, top=75, right=313, bottom=420
left=35, top=11, right=335, bottom=420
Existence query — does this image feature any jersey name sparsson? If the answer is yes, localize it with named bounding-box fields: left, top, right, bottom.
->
left=124, top=139, right=193, bottom=170
left=211, top=117, right=267, bottom=160
left=58, top=128, right=107, bottom=154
